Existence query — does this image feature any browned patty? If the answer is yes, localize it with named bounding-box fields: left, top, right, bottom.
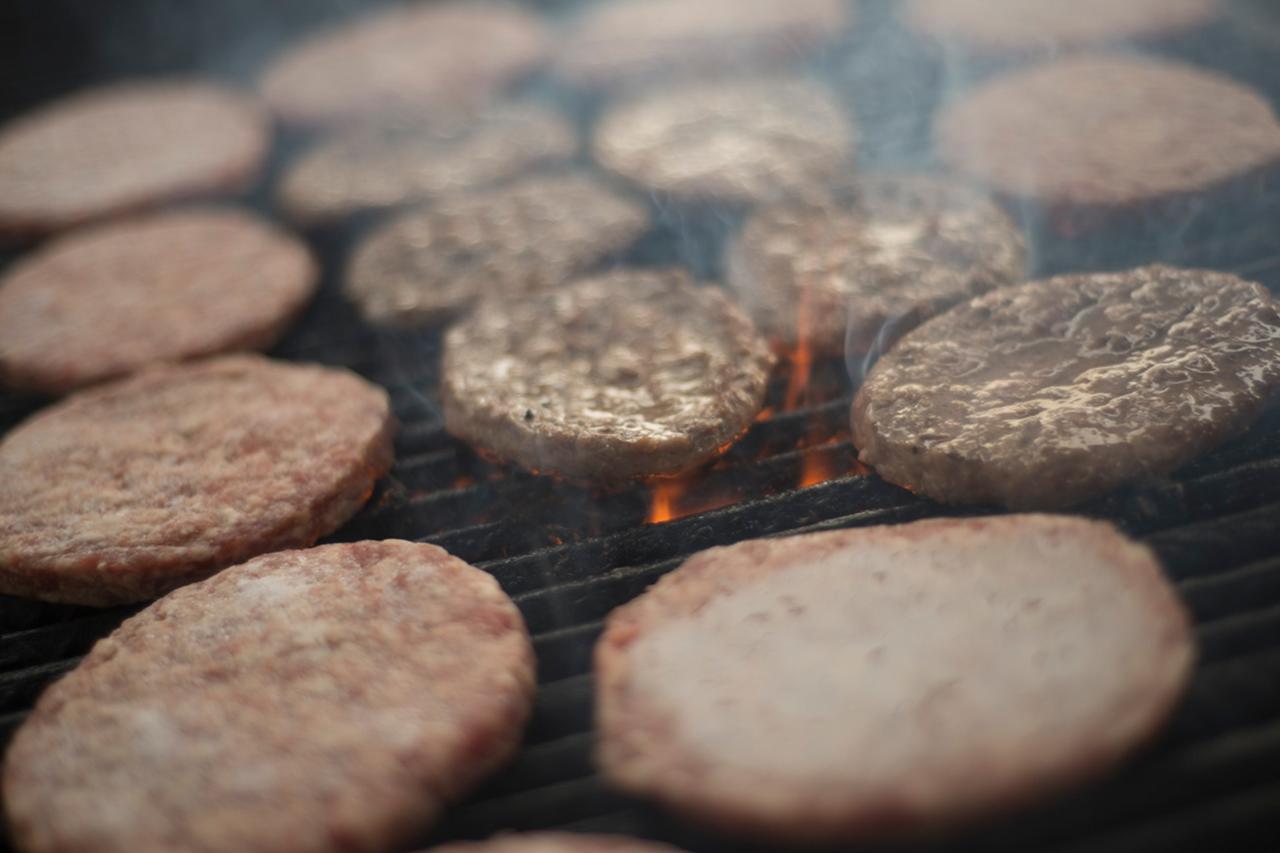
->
left=904, top=0, right=1221, bottom=58
left=852, top=265, right=1280, bottom=509
left=278, top=103, right=577, bottom=225
left=346, top=173, right=650, bottom=326
left=555, top=0, right=852, bottom=92
left=725, top=173, right=1025, bottom=356
left=0, top=355, right=395, bottom=605
left=596, top=515, right=1194, bottom=843
left=441, top=269, right=774, bottom=481
left=261, top=2, right=551, bottom=128
left=593, top=77, right=856, bottom=206
left=429, top=833, right=684, bottom=852
left=0, top=81, right=268, bottom=238
left=0, top=208, right=318, bottom=395
left=3, top=540, right=535, bottom=853
left=936, top=56, right=1280, bottom=232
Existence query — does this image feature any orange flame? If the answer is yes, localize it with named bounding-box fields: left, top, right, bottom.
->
left=648, top=478, right=678, bottom=524
left=782, top=279, right=815, bottom=411
left=645, top=472, right=739, bottom=525
left=798, top=448, right=836, bottom=488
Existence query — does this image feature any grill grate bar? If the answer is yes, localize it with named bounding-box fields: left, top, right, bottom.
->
left=1045, top=783, right=1280, bottom=853
left=1178, top=557, right=1280, bottom=621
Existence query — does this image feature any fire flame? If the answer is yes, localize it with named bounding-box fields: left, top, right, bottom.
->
left=643, top=279, right=859, bottom=525
left=646, top=472, right=739, bottom=525
left=798, top=445, right=837, bottom=488
left=782, top=277, right=815, bottom=411
left=648, top=478, right=678, bottom=524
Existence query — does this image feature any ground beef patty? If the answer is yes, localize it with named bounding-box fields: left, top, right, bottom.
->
left=593, top=77, right=855, bottom=206
left=278, top=103, right=577, bottom=225
left=853, top=265, right=1280, bottom=509
left=596, top=515, right=1194, bottom=843
left=441, top=270, right=774, bottom=481
left=3, top=540, right=535, bottom=853
left=429, top=833, right=684, bottom=852
left=0, top=355, right=395, bottom=605
left=936, top=55, right=1280, bottom=235
left=0, top=208, right=317, bottom=395
left=0, top=81, right=268, bottom=238
left=725, top=173, right=1025, bottom=356
left=555, top=0, right=852, bottom=92
left=261, top=2, right=551, bottom=128
left=346, top=173, right=649, bottom=326
left=903, top=0, right=1221, bottom=59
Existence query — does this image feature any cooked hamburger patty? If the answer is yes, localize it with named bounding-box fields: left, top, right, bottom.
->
left=593, top=77, right=855, bottom=205
left=904, top=0, right=1221, bottom=58
left=278, top=103, right=577, bottom=225
left=346, top=173, right=649, bottom=326
left=596, top=515, right=1194, bottom=843
left=0, top=355, right=395, bottom=605
left=0, top=82, right=268, bottom=237
left=936, top=56, right=1280, bottom=228
left=852, top=265, right=1280, bottom=509
left=555, top=0, right=852, bottom=91
left=441, top=270, right=774, bottom=481
left=3, top=540, right=535, bottom=853
left=430, top=833, right=684, bottom=852
left=725, top=173, right=1025, bottom=355
left=261, top=2, right=551, bottom=128
left=0, top=208, right=317, bottom=395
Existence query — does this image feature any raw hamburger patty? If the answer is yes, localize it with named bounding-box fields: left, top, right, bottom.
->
left=593, top=77, right=856, bottom=205
left=0, top=208, right=318, bottom=395
left=429, top=833, right=683, bottom=852
left=0, top=81, right=268, bottom=237
left=725, top=173, right=1025, bottom=355
left=903, top=0, right=1220, bottom=58
left=3, top=540, right=535, bottom=853
left=279, top=103, right=577, bottom=225
left=346, top=173, right=649, bottom=326
left=261, top=2, right=551, bottom=128
left=441, top=270, right=774, bottom=481
left=555, top=0, right=852, bottom=91
left=936, top=56, right=1280, bottom=231
left=596, top=515, right=1194, bottom=843
left=0, top=355, right=395, bottom=605
left=852, top=265, right=1280, bottom=509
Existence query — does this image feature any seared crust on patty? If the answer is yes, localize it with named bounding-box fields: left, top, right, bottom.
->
left=936, top=56, right=1280, bottom=231
left=0, top=81, right=268, bottom=237
left=0, top=355, right=395, bottom=605
left=596, top=516, right=1194, bottom=843
left=0, top=208, right=317, bottom=395
left=261, top=1, right=551, bottom=128
left=593, top=77, right=856, bottom=206
left=441, top=269, right=774, bottom=481
left=346, top=172, right=649, bottom=326
left=555, top=0, right=852, bottom=91
left=277, top=103, right=577, bottom=225
left=725, top=173, right=1025, bottom=355
left=3, top=540, right=535, bottom=853
left=852, top=265, right=1280, bottom=509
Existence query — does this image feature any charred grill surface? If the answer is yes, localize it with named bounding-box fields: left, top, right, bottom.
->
left=2, top=1, right=1280, bottom=851
left=1, top=238, right=1278, bottom=851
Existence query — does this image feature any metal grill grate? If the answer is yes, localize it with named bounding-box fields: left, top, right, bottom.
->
left=2, top=2, right=1280, bottom=850
left=2, top=245, right=1279, bottom=851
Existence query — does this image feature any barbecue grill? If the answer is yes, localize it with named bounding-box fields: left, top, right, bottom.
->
left=2, top=0, right=1280, bottom=850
